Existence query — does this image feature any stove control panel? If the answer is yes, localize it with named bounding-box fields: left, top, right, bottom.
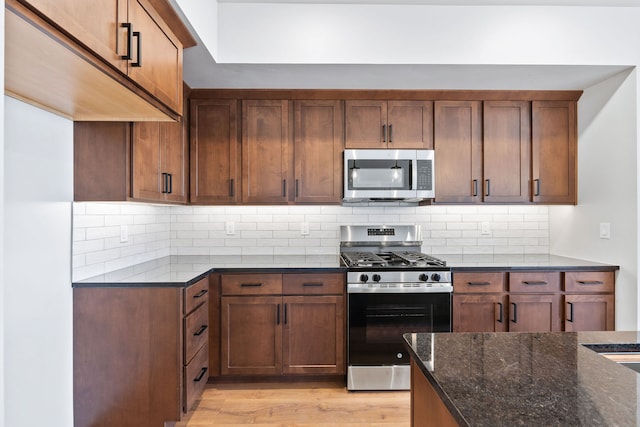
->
left=349, top=270, right=452, bottom=285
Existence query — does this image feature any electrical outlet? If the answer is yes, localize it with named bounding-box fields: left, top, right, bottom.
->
left=226, top=221, right=235, bottom=235
left=301, top=222, right=310, bottom=236
left=481, top=222, right=491, bottom=236
left=599, top=222, right=611, bottom=239
left=120, top=224, right=128, bottom=243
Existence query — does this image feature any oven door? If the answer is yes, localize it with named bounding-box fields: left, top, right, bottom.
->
left=348, top=292, right=451, bottom=366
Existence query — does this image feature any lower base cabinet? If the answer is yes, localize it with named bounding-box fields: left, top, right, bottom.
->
left=410, top=360, right=459, bottom=427
left=220, top=272, right=345, bottom=377
left=73, top=276, right=210, bottom=427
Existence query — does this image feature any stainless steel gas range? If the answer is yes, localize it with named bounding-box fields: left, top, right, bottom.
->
left=340, top=225, right=452, bottom=391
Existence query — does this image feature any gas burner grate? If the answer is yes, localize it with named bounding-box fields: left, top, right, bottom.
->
left=341, top=252, right=387, bottom=267
left=390, top=251, right=447, bottom=267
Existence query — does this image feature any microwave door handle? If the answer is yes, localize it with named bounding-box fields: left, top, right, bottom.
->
left=410, top=161, right=415, bottom=189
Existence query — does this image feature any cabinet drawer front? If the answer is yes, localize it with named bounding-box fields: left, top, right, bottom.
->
left=283, top=273, right=345, bottom=295
left=453, top=272, right=505, bottom=293
left=184, top=302, right=209, bottom=364
left=221, top=274, right=282, bottom=295
left=565, top=271, right=614, bottom=293
left=185, top=276, right=209, bottom=314
left=509, top=272, right=560, bottom=293
left=184, top=342, right=209, bottom=413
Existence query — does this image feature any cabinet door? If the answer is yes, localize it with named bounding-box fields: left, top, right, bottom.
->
left=242, top=100, right=291, bottom=204
left=483, top=101, right=531, bottom=203
left=453, top=294, right=508, bottom=332
left=434, top=101, right=482, bottom=203
left=564, top=294, right=615, bottom=332
left=190, top=99, right=240, bottom=204
left=508, top=294, right=561, bottom=332
left=282, top=295, right=345, bottom=375
left=345, top=100, right=387, bottom=148
left=294, top=100, right=344, bottom=204
left=20, top=0, right=128, bottom=74
left=532, top=101, right=577, bottom=204
left=221, top=296, right=282, bottom=376
left=160, top=119, right=187, bottom=203
left=128, top=0, right=183, bottom=113
left=131, top=122, right=163, bottom=201
left=387, top=101, right=433, bottom=149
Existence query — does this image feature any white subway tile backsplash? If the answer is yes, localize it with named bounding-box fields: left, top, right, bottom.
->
left=72, top=202, right=551, bottom=281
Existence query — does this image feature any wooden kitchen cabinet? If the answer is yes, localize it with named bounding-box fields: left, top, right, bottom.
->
left=452, top=271, right=507, bottom=333
left=190, top=99, right=241, bottom=204
left=563, top=271, right=615, bottom=331
left=220, top=272, right=345, bottom=377
left=242, top=100, right=292, bottom=204
left=508, top=272, right=562, bottom=332
left=345, top=100, right=433, bottom=149
left=532, top=100, right=578, bottom=204
left=73, top=276, right=210, bottom=427
left=18, top=0, right=185, bottom=114
left=433, top=100, right=483, bottom=203
left=293, top=100, right=345, bottom=203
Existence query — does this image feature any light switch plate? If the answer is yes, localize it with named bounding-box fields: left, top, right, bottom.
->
left=226, top=221, right=235, bottom=235
left=481, top=222, right=491, bottom=235
left=599, top=222, right=611, bottom=239
left=301, top=222, right=310, bottom=236
left=120, top=224, right=128, bottom=243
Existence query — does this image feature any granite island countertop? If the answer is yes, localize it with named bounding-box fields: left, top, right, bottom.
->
left=404, top=331, right=640, bottom=426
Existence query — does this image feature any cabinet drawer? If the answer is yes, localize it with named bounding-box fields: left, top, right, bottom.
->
left=509, top=272, right=560, bottom=293
left=453, top=272, right=505, bottom=293
left=185, top=276, right=209, bottom=315
left=283, top=273, right=345, bottom=295
left=221, top=274, right=282, bottom=295
left=184, top=302, right=209, bottom=364
left=184, top=342, right=209, bottom=413
left=565, top=271, right=615, bottom=293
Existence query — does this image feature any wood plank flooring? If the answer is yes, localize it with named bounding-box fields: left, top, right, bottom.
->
left=175, top=380, right=411, bottom=426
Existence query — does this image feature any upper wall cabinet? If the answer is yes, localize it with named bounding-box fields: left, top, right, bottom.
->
left=532, top=101, right=577, bottom=204
left=190, top=99, right=242, bottom=204
left=294, top=100, right=344, bottom=204
left=345, top=100, right=433, bottom=149
left=6, top=0, right=194, bottom=120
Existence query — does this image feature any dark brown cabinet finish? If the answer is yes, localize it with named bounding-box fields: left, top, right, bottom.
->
left=564, top=271, right=615, bottom=331
left=190, top=99, right=241, bottom=204
left=433, top=100, right=483, bottom=203
left=345, top=100, right=433, bottom=149
left=532, top=100, right=577, bottom=204
left=293, top=100, right=344, bottom=203
left=220, top=272, right=345, bottom=377
left=410, top=360, right=459, bottom=427
left=508, top=293, right=561, bottom=332
left=242, top=100, right=292, bottom=204
left=453, top=272, right=507, bottom=333
left=483, top=101, right=531, bottom=203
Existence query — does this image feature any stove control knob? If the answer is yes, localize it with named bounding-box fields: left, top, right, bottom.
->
left=360, top=274, right=369, bottom=283
left=431, top=273, right=442, bottom=282
left=419, top=274, right=429, bottom=282
left=372, top=274, right=381, bottom=282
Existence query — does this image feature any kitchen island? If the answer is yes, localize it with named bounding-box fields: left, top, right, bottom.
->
left=404, top=331, right=640, bottom=426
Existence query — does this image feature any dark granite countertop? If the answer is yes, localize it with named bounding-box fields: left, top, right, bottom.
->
left=404, top=331, right=640, bottom=426
left=72, top=255, right=345, bottom=287
left=437, top=253, right=619, bottom=271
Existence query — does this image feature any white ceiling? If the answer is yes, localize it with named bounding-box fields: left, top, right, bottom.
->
left=175, top=0, right=637, bottom=90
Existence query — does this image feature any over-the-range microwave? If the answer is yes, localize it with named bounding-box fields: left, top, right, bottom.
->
left=343, top=149, right=435, bottom=205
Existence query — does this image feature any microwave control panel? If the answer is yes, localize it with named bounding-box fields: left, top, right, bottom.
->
left=416, top=159, right=433, bottom=191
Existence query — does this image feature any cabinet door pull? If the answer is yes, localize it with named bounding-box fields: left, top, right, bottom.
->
left=284, top=303, right=288, bottom=325
left=523, top=281, right=548, bottom=286
left=511, top=303, right=517, bottom=323
left=276, top=304, right=280, bottom=325
left=381, top=124, right=386, bottom=143
left=229, top=178, right=235, bottom=197
left=496, top=302, right=503, bottom=323
left=193, top=367, right=208, bottom=382
left=303, top=283, right=324, bottom=287
left=567, top=302, right=574, bottom=322
left=240, top=283, right=262, bottom=287
left=534, top=179, right=541, bottom=196
left=121, top=23, right=132, bottom=60
left=472, top=179, right=478, bottom=197
left=131, top=31, right=141, bottom=67
left=194, top=325, right=208, bottom=336
left=468, top=281, right=490, bottom=286
left=485, top=179, right=490, bottom=197
left=161, top=173, right=169, bottom=194
left=193, top=289, right=208, bottom=298
left=388, top=124, right=393, bottom=143
left=577, top=280, right=604, bottom=285
left=167, top=173, right=173, bottom=194
left=295, top=179, right=299, bottom=197
left=282, top=179, right=287, bottom=197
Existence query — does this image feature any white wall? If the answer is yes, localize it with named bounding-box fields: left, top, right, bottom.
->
left=0, top=5, right=5, bottom=426
left=550, top=70, right=638, bottom=330
left=3, top=97, right=74, bottom=427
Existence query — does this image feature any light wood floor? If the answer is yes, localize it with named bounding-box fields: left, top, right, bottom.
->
left=175, top=380, right=411, bottom=426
